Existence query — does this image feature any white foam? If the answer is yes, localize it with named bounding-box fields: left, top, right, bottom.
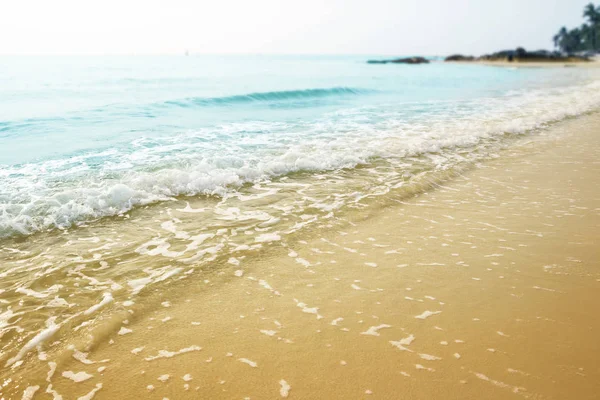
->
left=238, top=358, right=258, bottom=367
left=279, top=380, right=291, bottom=398
left=45, top=384, right=63, bottom=400
left=255, top=233, right=281, bottom=242
left=295, top=300, right=323, bottom=319
left=83, top=292, right=113, bottom=316
left=6, top=317, right=60, bottom=367
left=62, top=371, right=93, bottom=383
left=419, top=353, right=441, bottom=361
left=47, top=361, right=57, bottom=382
left=118, top=327, right=132, bottom=335
left=145, top=346, right=202, bottom=361
left=77, top=384, right=102, bottom=400
left=390, top=333, right=415, bottom=351
left=361, top=324, right=392, bottom=336
left=22, top=385, right=40, bottom=400
left=5, top=78, right=600, bottom=240
left=415, top=310, right=442, bottom=320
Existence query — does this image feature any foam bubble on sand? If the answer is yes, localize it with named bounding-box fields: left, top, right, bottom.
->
left=62, top=371, right=93, bottom=383
left=440, top=341, right=448, bottom=345
left=228, top=257, right=240, bottom=266
left=145, top=346, right=202, bottom=361
left=131, top=347, right=145, bottom=355
left=279, top=380, right=291, bottom=398
left=83, top=292, right=113, bottom=316
left=365, top=389, right=373, bottom=395
left=507, top=368, right=529, bottom=376
left=6, top=317, right=60, bottom=367
left=22, top=385, right=40, bottom=400
left=45, top=384, right=62, bottom=400
left=419, top=353, right=442, bottom=361
left=331, top=317, right=344, bottom=326
left=390, top=334, right=415, bottom=352
left=351, top=284, right=362, bottom=290
left=47, top=361, right=58, bottom=382
left=146, top=385, right=155, bottom=391
left=533, top=285, right=557, bottom=292
left=415, top=364, right=435, bottom=372
left=161, top=301, right=171, bottom=307
left=255, top=233, right=281, bottom=243
left=97, top=366, right=106, bottom=372
left=234, top=269, right=244, bottom=277
left=16, top=286, right=57, bottom=299
left=68, top=346, right=109, bottom=365
left=364, top=262, right=378, bottom=268
left=183, top=374, right=192, bottom=381
left=260, top=330, right=277, bottom=336
left=295, top=300, right=323, bottom=319
left=177, top=203, right=206, bottom=213
left=472, top=372, right=525, bottom=394
left=415, top=310, right=442, bottom=320
left=78, top=383, right=102, bottom=400
left=295, top=257, right=311, bottom=267
left=497, top=331, right=510, bottom=337
left=158, top=375, right=170, bottom=382
left=238, top=358, right=258, bottom=367
left=361, top=324, right=392, bottom=336
left=122, top=300, right=134, bottom=307
left=118, top=327, right=132, bottom=335
left=454, top=353, right=461, bottom=359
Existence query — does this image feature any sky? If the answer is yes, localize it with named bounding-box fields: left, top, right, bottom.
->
left=0, top=0, right=594, bottom=55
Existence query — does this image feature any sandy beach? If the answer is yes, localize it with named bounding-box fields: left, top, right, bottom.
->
left=2, top=109, right=599, bottom=399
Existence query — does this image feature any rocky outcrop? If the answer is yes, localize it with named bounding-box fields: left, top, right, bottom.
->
left=444, top=54, right=475, bottom=61
left=368, top=57, right=430, bottom=64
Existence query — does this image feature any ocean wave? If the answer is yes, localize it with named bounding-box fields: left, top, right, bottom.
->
left=0, top=87, right=373, bottom=139
left=1, top=80, right=600, bottom=239
left=161, top=87, right=375, bottom=108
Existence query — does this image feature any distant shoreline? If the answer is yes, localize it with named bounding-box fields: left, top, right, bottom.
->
left=446, top=58, right=600, bottom=68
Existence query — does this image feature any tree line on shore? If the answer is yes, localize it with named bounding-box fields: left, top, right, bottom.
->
left=554, top=3, right=600, bottom=53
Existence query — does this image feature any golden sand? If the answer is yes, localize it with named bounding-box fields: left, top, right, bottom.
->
left=2, top=113, right=600, bottom=400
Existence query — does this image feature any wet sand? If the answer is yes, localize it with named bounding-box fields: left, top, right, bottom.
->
left=2, top=113, right=600, bottom=400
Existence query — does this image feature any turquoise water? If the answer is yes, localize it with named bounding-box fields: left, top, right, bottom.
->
left=1, top=55, right=600, bottom=238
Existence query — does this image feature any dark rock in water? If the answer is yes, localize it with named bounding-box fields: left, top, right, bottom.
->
left=367, top=57, right=430, bottom=64
left=444, top=54, right=475, bottom=61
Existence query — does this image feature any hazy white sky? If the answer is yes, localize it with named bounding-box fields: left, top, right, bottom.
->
left=0, top=0, right=593, bottom=55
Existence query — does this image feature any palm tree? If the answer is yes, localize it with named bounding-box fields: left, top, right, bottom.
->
left=554, top=27, right=569, bottom=51
left=580, top=24, right=592, bottom=50
left=583, top=3, right=599, bottom=51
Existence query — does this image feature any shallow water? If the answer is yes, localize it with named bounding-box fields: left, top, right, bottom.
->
left=2, top=56, right=600, bottom=239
